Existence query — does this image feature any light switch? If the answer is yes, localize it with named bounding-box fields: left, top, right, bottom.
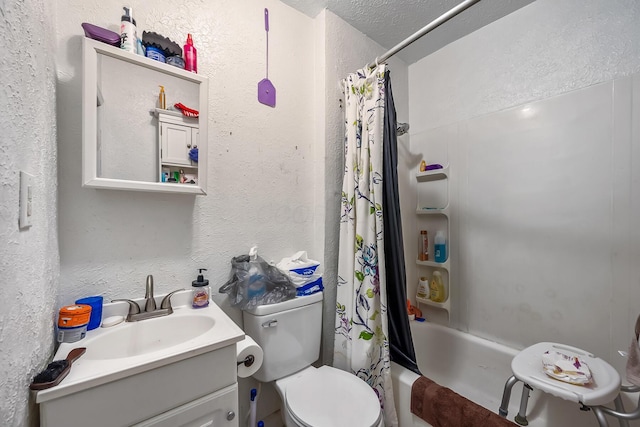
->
left=19, top=171, right=34, bottom=229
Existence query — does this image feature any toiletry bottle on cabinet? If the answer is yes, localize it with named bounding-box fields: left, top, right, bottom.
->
left=434, top=230, right=447, bottom=263
left=184, top=34, right=197, bottom=73
left=120, top=6, right=137, bottom=53
left=158, top=85, right=166, bottom=109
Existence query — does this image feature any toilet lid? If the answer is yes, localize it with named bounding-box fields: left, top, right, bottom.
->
left=285, top=366, right=382, bottom=427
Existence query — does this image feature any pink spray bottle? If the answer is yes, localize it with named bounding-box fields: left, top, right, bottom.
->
left=184, top=33, right=197, bottom=73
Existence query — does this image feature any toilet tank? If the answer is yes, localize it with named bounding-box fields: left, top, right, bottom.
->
left=242, top=292, right=323, bottom=382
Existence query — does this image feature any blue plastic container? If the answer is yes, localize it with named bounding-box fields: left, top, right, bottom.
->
left=166, top=55, right=185, bottom=69
left=75, top=296, right=103, bottom=330
left=145, top=46, right=166, bottom=63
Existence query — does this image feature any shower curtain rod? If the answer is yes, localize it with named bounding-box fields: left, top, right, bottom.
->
left=367, top=0, right=481, bottom=69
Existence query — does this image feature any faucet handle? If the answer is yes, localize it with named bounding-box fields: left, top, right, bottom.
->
left=112, top=299, right=141, bottom=316
left=160, top=289, right=185, bottom=312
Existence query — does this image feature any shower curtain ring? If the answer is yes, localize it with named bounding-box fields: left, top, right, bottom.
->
left=375, top=57, right=379, bottom=68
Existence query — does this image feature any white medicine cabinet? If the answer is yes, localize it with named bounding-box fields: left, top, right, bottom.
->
left=82, top=37, right=209, bottom=195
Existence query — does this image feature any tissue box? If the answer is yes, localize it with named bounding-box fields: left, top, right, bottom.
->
left=277, top=251, right=323, bottom=296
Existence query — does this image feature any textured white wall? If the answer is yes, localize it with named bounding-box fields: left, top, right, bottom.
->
left=53, top=2, right=320, bottom=422
left=55, top=0, right=319, bottom=308
left=0, top=0, right=60, bottom=425
left=406, top=0, right=640, bottom=371
left=320, top=9, right=409, bottom=363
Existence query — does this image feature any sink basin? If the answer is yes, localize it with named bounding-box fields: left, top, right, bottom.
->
left=83, top=314, right=215, bottom=360
left=36, top=291, right=245, bottom=405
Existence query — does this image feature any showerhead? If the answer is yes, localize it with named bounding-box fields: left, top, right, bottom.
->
left=397, top=122, right=410, bottom=136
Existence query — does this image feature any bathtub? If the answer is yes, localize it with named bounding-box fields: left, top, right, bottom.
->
left=391, top=321, right=605, bottom=427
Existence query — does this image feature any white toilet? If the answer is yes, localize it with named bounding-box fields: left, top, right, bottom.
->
left=243, top=292, right=383, bottom=427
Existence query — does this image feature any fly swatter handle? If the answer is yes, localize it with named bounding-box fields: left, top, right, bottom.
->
left=264, top=8, right=269, bottom=32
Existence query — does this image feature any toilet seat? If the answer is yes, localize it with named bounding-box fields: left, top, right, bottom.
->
left=284, top=366, right=382, bottom=427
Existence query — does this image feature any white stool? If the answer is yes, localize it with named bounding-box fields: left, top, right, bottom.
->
left=498, top=342, right=626, bottom=427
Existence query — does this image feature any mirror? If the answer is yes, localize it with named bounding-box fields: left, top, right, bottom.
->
left=82, top=37, right=208, bottom=195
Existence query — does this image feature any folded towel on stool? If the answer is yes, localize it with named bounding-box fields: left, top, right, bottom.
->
left=411, top=376, right=517, bottom=427
left=626, top=315, right=640, bottom=386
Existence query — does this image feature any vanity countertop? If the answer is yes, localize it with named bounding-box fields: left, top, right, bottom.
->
left=36, top=293, right=244, bottom=403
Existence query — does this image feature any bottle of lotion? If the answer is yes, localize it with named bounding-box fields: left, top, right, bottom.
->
left=184, top=33, right=198, bottom=73
left=120, top=6, right=137, bottom=54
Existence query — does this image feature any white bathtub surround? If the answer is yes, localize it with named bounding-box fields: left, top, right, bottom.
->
left=406, top=0, right=640, bottom=375
left=409, top=68, right=640, bottom=378
left=334, top=63, right=398, bottom=426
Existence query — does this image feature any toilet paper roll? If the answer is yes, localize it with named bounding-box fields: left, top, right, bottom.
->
left=236, top=335, right=263, bottom=378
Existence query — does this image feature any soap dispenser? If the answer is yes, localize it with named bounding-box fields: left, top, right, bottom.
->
left=192, top=268, right=210, bottom=308
left=158, top=85, right=166, bottom=109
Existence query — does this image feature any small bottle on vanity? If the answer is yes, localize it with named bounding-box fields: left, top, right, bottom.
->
left=191, top=268, right=210, bottom=308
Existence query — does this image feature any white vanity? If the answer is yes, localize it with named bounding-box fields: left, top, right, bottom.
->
left=36, top=292, right=244, bottom=427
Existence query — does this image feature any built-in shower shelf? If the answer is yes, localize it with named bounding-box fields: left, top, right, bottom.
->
left=416, top=206, right=449, bottom=216
left=416, top=258, right=449, bottom=271
left=416, top=296, right=450, bottom=311
left=415, top=161, right=451, bottom=324
left=416, top=165, right=449, bottom=182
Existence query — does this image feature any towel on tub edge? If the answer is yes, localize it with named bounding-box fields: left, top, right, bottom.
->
left=410, top=376, right=517, bottom=427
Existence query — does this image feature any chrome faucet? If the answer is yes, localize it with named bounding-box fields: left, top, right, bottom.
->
left=144, top=274, right=157, bottom=312
left=113, top=275, right=184, bottom=322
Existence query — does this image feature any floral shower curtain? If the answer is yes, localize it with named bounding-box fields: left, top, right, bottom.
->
left=334, top=63, right=398, bottom=426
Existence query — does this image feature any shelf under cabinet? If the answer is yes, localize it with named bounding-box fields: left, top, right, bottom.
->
left=162, top=162, right=198, bottom=169
left=154, top=108, right=200, bottom=121
left=416, top=165, right=449, bottom=182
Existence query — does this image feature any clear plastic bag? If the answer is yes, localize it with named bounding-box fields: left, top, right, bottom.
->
left=219, top=248, right=297, bottom=310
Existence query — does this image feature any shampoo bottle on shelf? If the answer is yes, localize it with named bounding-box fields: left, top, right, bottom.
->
left=418, top=230, right=428, bottom=261
left=434, top=230, right=447, bottom=263
left=429, top=271, right=446, bottom=303
left=120, top=6, right=137, bottom=54
left=184, top=33, right=198, bottom=73
left=416, top=277, right=429, bottom=300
